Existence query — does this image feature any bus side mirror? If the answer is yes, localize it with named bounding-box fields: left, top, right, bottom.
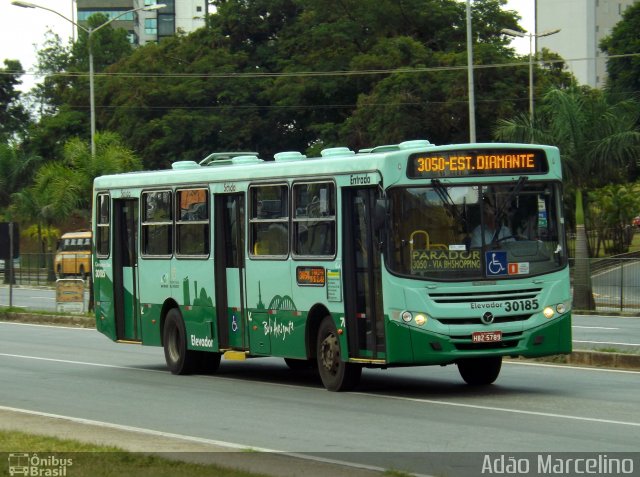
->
left=375, top=198, right=388, bottom=231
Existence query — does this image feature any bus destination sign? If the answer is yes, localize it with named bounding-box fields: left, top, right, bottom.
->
left=408, top=149, right=548, bottom=178
left=296, top=266, right=326, bottom=286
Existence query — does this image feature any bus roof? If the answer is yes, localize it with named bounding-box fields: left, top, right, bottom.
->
left=94, top=141, right=561, bottom=190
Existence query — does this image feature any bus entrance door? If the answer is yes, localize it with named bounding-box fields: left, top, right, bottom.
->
left=214, top=194, right=247, bottom=351
left=342, top=187, right=385, bottom=360
left=113, top=199, right=140, bottom=342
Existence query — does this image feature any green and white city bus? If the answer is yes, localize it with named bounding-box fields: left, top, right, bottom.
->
left=92, top=140, right=571, bottom=391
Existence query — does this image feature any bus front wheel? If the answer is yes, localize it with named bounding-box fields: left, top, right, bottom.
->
left=457, top=357, right=502, bottom=385
left=163, top=308, right=198, bottom=375
left=316, top=316, right=361, bottom=391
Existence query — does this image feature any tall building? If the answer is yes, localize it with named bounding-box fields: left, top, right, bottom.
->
left=536, top=0, right=635, bottom=88
left=76, top=0, right=208, bottom=46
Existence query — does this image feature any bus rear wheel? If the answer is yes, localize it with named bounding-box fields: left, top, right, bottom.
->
left=316, top=316, right=361, bottom=391
left=163, top=308, right=198, bottom=375
left=457, top=357, right=502, bottom=385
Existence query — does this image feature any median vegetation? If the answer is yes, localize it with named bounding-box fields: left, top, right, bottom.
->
left=0, top=430, right=270, bottom=477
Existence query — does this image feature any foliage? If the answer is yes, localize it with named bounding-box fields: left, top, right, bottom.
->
left=0, top=59, right=30, bottom=141
left=93, top=0, right=570, bottom=167
left=0, top=430, right=271, bottom=477
left=495, top=86, right=640, bottom=191
left=0, top=143, right=42, bottom=212
left=588, top=183, right=640, bottom=254
left=600, top=2, right=640, bottom=98
left=33, top=132, right=143, bottom=219
left=494, top=85, right=640, bottom=309
left=23, top=18, right=133, bottom=163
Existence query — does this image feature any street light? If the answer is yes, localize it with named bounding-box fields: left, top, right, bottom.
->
left=465, top=0, right=476, bottom=143
left=502, top=27, right=561, bottom=125
left=12, top=1, right=166, bottom=156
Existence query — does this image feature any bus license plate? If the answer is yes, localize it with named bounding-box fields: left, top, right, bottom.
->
left=472, top=331, right=502, bottom=343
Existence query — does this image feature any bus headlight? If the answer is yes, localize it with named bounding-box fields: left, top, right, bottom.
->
left=556, top=303, right=567, bottom=314
left=414, top=314, right=427, bottom=326
left=401, top=311, right=413, bottom=322
left=543, top=307, right=555, bottom=319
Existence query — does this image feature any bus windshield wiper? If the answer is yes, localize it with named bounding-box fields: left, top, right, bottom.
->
left=494, top=176, right=528, bottom=227
left=432, top=179, right=468, bottom=230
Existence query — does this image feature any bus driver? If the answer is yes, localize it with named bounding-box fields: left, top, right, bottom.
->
left=471, top=203, right=513, bottom=247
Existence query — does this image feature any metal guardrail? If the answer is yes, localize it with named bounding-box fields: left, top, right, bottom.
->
left=571, top=254, right=640, bottom=313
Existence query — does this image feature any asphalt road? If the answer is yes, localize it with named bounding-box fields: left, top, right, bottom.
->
left=573, top=314, right=640, bottom=353
left=0, top=322, right=638, bottom=475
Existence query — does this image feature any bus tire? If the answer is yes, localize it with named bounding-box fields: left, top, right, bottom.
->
left=316, top=316, right=361, bottom=391
left=163, top=308, right=197, bottom=375
left=457, top=356, right=502, bottom=385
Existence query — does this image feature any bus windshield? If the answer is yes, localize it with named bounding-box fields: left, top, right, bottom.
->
left=387, top=181, right=566, bottom=280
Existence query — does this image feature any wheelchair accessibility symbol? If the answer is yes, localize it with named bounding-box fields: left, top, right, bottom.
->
left=486, top=251, right=508, bottom=276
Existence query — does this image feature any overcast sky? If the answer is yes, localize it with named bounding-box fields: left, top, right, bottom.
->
left=0, top=0, right=534, bottom=92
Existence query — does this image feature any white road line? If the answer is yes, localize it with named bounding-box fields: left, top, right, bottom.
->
left=0, top=322, right=94, bottom=331
left=572, top=325, right=619, bottom=330
left=0, top=353, right=162, bottom=371
left=505, top=360, right=640, bottom=374
left=2, top=352, right=639, bottom=429
left=573, top=340, right=640, bottom=347
left=355, top=392, right=640, bottom=428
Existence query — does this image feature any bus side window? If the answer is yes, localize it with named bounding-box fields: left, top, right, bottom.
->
left=292, top=182, right=336, bottom=257
left=250, top=184, right=289, bottom=258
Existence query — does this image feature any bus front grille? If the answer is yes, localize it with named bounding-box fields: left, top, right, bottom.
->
left=436, top=314, right=531, bottom=325
left=427, top=287, right=543, bottom=304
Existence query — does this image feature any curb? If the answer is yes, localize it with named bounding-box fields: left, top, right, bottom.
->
left=565, top=350, right=640, bottom=370
left=0, top=312, right=94, bottom=328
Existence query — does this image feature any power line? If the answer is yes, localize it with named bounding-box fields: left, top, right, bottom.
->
left=2, top=52, right=640, bottom=81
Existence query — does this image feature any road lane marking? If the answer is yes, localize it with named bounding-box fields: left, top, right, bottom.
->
left=2, top=352, right=639, bottom=430
left=0, top=322, right=95, bottom=331
left=574, top=339, right=640, bottom=346
left=0, top=353, right=165, bottom=372
left=355, top=392, right=640, bottom=428
left=505, top=360, right=640, bottom=374
left=572, top=325, right=619, bottom=330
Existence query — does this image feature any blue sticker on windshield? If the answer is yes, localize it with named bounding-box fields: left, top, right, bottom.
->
left=486, top=251, right=507, bottom=276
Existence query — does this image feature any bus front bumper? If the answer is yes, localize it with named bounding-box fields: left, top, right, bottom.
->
left=385, top=312, right=572, bottom=366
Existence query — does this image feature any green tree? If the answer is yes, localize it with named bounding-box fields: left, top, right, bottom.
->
left=24, top=17, right=132, bottom=162
left=9, top=185, right=59, bottom=277
left=600, top=2, right=640, bottom=98
left=0, top=59, right=30, bottom=141
left=33, top=132, right=143, bottom=220
left=98, top=0, right=548, bottom=165
left=494, top=86, right=640, bottom=309
left=0, top=144, right=42, bottom=211
left=588, top=183, right=640, bottom=255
